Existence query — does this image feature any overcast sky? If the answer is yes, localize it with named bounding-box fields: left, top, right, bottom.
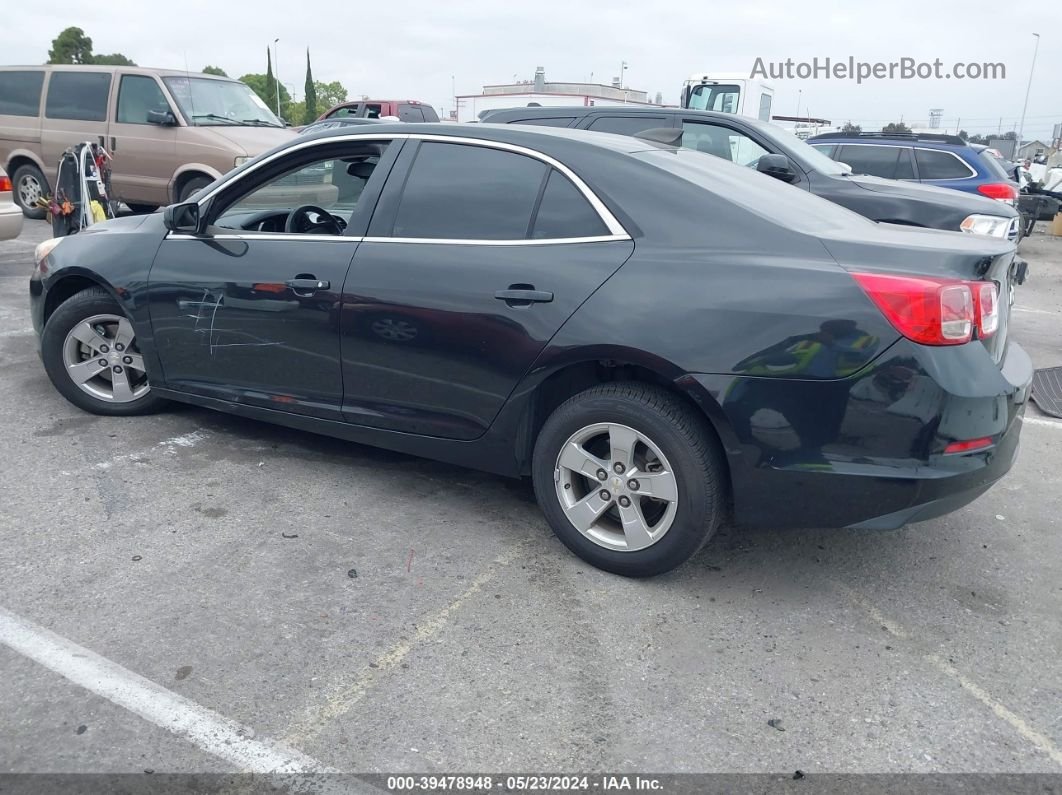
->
left=8, top=0, right=1061, bottom=140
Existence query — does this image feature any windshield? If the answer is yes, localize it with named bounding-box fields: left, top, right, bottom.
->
left=163, top=76, right=284, bottom=127
left=688, top=84, right=741, bottom=113
left=755, top=125, right=850, bottom=176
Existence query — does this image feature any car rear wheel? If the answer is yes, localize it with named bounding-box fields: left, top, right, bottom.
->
left=532, top=382, right=726, bottom=577
left=12, top=163, right=47, bottom=220
left=41, top=288, right=165, bottom=416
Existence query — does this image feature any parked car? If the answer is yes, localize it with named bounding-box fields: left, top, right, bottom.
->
left=297, top=117, right=385, bottom=136
left=805, top=132, right=1021, bottom=204
left=29, top=124, right=1031, bottom=577
left=0, top=166, right=23, bottom=239
left=483, top=106, right=1020, bottom=241
left=0, top=65, right=299, bottom=219
left=315, top=99, right=439, bottom=123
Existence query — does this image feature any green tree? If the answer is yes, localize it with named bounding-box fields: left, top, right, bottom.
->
left=239, top=73, right=291, bottom=121
left=202, top=65, right=228, bottom=77
left=881, top=121, right=911, bottom=134
left=303, top=49, right=318, bottom=124
left=841, top=121, right=862, bottom=135
left=93, top=53, right=136, bottom=66
left=1002, top=131, right=1018, bottom=141
left=48, top=27, right=93, bottom=64
left=314, top=80, right=347, bottom=110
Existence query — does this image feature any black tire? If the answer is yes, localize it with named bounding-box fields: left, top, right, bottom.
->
left=12, top=163, right=48, bottom=220
left=125, top=203, right=159, bottom=214
left=41, top=288, right=166, bottom=416
left=178, top=176, right=212, bottom=203
left=532, top=382, right=726, bottom=577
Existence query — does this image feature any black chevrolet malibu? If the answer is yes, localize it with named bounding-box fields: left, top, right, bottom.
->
left=29, top=124, right=1033, bottom=577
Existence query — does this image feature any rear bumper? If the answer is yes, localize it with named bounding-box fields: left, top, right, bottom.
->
left=0, top=203, right=23, bottom=241
left=688, top=339, right=1033, bottom=530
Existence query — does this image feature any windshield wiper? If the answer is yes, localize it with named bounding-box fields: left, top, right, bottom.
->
left=241, top=119, right=284, bottom=128
left=192, top=113, right=250, bottom=126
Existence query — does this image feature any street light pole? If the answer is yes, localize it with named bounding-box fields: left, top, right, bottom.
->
left=1017, top=32, right=1040, bottom=155
left=273, top=38, right=281, bottom=118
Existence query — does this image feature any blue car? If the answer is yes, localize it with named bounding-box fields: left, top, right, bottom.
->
left=806, top=132, right=1020, bottom=204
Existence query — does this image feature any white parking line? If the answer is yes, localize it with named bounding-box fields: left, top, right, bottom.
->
left=0, top=606, right=336, bottom=774
left=836, top=585, right=1062, bottom=768
left=1023, top=415, right=1062, bottom=429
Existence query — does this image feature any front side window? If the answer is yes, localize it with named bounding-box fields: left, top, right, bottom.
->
left=391, top=142, right=547, bottom=240
left=688, top=84, right=740, bottom=113
left=45, top=72, right=111, bottom=121
left=213, top=142, right=391, bottom=233
left=682, top=122, right=769, bottom=166
left=364, top=104, right=383, bottom=119
left=0, top=70, right=45, bottom=117
left=163, top=77, right=283, bottom=127
left=915, top=149, right=975, bottom=180
left=116, top=75, right=172, bottom=124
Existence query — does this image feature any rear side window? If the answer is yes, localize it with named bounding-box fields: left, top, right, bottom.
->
left=116, top=75, right=170, bottom=124
left=531, top=170, right=608, bottom=239
left=914, top=149, right=975, bottom=180
left=514, top=117, right=576, bottom=128
left=392, top=142, right=547, bottom=239
left=837, top=145, right=904, bottom=179
left=398, top=104, right=426, bottom=122
left=45, top=72, right=111, bottom=121
left=586, top=115, right=668, bottom=136
left=0, top=70, right=45, bottom=117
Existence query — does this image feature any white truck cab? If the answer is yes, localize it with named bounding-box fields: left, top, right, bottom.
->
left=681, top=73, right=774, bottom=121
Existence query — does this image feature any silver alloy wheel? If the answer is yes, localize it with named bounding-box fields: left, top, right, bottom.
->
left=62, top=314, right=150, bottom=403
left=554, top=422, right=679, bottom=552
left=17, top=172, right=43, bottom=208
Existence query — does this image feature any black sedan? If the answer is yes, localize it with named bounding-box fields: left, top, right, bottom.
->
left=482, top=106, right=1021, bottom=241
left=29, top=124, right=1032, bottom=577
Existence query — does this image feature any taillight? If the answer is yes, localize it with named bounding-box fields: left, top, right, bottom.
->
left=976, top=182, right=1019, bottom=201
left=944, top=437, right=994, bottom=454
left=975, top=282, right=999, bottom=337
left=0, top=175, right=12, bottom=192
left=852, top=272, right=998, bottom=345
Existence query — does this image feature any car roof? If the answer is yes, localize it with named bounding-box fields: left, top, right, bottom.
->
left=806, top=133, right=973, bottom=151
left=295, top=121, right=662, bottom=155
left=480, top=104, right=787, bottom=134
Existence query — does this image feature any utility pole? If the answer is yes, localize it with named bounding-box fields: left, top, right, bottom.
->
left=273, top=38, right=281, bottom=118
left=1017, top=32, right=1040, bottom=151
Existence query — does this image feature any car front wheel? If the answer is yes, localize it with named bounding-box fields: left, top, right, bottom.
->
left=532, top=382, right=726, bottom=577
left=41, top=288, right=164, bottom=416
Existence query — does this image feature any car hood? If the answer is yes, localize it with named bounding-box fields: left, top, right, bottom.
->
left=846, top=174, right=1018, bottom=217
left=78, top=213, right=152, bottom=234
left=200, top=125, right=298, bottom=157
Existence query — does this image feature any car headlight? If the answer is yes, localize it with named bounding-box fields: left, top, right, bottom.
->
left=34, top=237, right=63, bottom=269
left=960, top=214, right=1012, bottom=238
left=234, top=156, right=251, bottom=168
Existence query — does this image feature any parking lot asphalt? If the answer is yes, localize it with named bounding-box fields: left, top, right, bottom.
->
left=1, top=217, right=1060, bottom=776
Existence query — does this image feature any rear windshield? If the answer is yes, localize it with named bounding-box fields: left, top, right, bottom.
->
left=978, top=150, right=1014, bottom=181
left=634, top=147, right=869, bottom=235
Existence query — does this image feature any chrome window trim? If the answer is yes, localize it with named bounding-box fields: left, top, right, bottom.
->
left=165, top=232, right=629, bottom=246
left=189, top=131, right=630, bottom=241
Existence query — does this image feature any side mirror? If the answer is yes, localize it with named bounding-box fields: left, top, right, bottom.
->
left=147, top=109, right=177, bottom=126
left=756, top=153, right=798, bottom=183
left=163, top=202, right=200, bottom=234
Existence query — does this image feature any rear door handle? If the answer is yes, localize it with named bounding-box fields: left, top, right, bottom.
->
left=494, top=287, right=554, bottom=306
left=286, top=277, right=330, bottom=293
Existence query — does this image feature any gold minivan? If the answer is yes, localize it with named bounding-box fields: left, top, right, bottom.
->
left=0, top=65, right=299, bottom=218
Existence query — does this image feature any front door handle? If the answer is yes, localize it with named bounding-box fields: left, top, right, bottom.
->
left=286, top=277, right=330, bottom=294
left=494, top=286, right=554, bottom=307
